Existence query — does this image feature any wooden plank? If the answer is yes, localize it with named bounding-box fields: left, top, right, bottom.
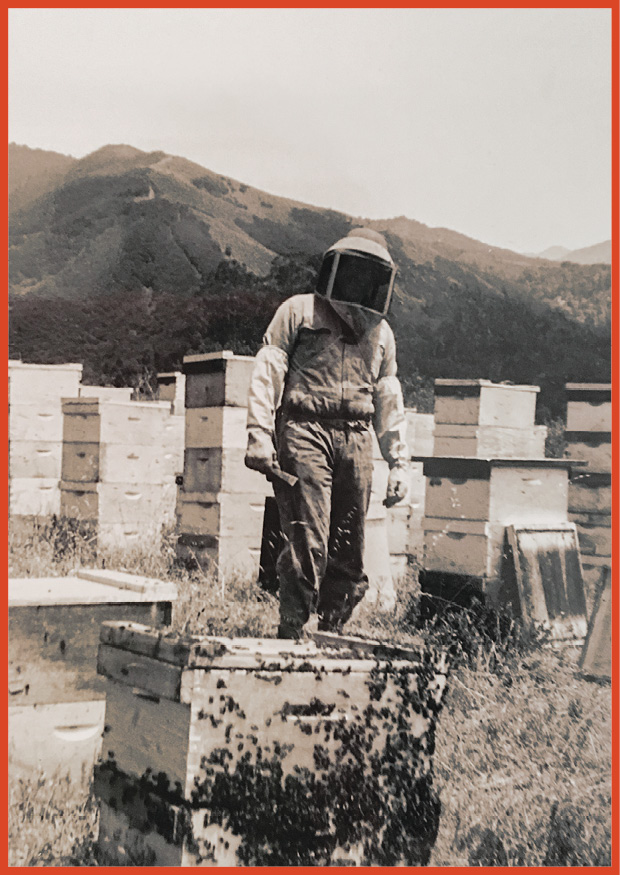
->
left=310, top=630, right=425, bottom=661
left=76, top=568, right=177, bottom=600
left=579, top=567, right=612, bottom=681
left=97, top=644, right=184, bottom=701
left=505, top=524, right=587, bottom=640
left=100, top=680, right=193, bottom=790
left=97, top=798, right=236, bottom=866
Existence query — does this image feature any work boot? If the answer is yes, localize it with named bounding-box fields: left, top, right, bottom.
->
left=277, top=617, right=303, bottom=639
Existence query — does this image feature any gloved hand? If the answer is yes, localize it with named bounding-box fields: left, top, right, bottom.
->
left=245, top=428, right=277, bottom=477
left=384, top=463, right=409, bottom=507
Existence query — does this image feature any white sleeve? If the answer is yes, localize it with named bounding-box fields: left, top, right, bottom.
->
left=246, top=298, right=299, bottom=434
left=373, top=376, right=409, bottom=467
left=247, top=345, right=289, bottom=434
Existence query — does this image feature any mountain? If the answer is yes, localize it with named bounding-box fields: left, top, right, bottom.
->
left=533, top=240, right=611, bottom=265
left=536, top=246, right=570, bottom=261
left=562, top=240, right=612, bottom=265
left=8, top=143, right=612, bottom=418
left=9, top=143, right=76, bottom=214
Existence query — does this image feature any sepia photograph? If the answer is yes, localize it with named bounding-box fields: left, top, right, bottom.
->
left=7, top=6, right=614, bottom=866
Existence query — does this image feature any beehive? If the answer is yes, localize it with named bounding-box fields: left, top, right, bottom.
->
left=9, top=360, right=83, bottom=406
left=178, top=352, right=270, bottom=576
left=418, top=457, right=579, bottom=586
left=8, top=570, right=176, bottom=780
left=183, top=351, right=255, bottom=408
left=9, top=361, right=83, bottom=516
left=95, top=622, right=449, bottom=867
left=565, top=383, right=612, bottom=433
left=433, top=423, right=547, bottom=459
left=61, top=398, right=181, bottom=546
left=433, top=379, right=539, bottom=428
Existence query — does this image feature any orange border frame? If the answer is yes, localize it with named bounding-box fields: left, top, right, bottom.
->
left=2, top=4, right=618, bottom=874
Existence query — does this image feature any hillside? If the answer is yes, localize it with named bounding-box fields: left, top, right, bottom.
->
left=9, top=143, right=76, bottom=214
left=534, top=240, right=611, bottom=265
left=8, top=143, right=612, bottom=417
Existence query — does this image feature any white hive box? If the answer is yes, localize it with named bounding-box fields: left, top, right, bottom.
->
left=433, top=379, right=539, bottom=428
left=9, top=360, right=83, bottom=406
left=9, top=478, right=60, bottom=516
left=568, top=471, right=612, bottom=515
left=418, top=457, right=579, bottom=581
left=422, top=518, right=507, bottom=578
left=9, top=440, right=63, bottom=479
left=177, top=532, right=262, bottom=578
left=61, top=481, right=168, bottom=524
left=183, top=351, right=255, bottom=408
left=185, top=407, right=248, bottom=449
left=79, top=385, right=133, bottom=402
left=9, top=570, right=176, bottom=780
left=9, top=403, right=64, bottom=443
left=433, top=423, right=547, bottom=459
left=62, top=442, right=166, bottom=485
left=95, top=622, right=448, bottom=867
left=422, top=457, right=572, bottom=525
left=566, top=383, right=612, bottom=432
left=183, top=447, right=271, bottom=495
left=62, top=398, right=171, bottom=446
left=178, top=492, right=267, bottom=540
left=564, top=431, right=611, bottom=473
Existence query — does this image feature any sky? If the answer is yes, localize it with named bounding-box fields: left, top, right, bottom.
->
left=8, top=7, right=612, bottom=254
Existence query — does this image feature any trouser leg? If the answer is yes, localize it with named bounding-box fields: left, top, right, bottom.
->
left=317, top=426, right=373, bottom=632
left=274, top=420, right=333, bottom=638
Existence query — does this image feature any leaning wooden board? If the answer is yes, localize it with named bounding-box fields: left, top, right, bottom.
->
left=95, top=622, right=450, bottom=867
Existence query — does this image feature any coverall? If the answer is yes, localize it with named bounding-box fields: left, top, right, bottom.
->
left=246, top=292, right=408, bottom=637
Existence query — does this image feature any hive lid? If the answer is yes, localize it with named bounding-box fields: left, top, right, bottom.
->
left=99, top=621, right=430, bottom=670
left=9, top=570, right=177, bottom=607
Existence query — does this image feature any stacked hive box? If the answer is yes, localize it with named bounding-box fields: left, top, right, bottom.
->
left=420, top=380, right=574, bottom=600
left=433, top=379, right=547, bottom=457
left=420, top=457, right=577, bottom=598
left=177, top=352, right=271, bottom=577
left=9, top=570, right=176, bottom=781
left=565, top=383, right=612, bottom=609
left=61, top=398, right=179, bottom=549
left=9, top=361, right=83, bottom=516
left=95, top=623, right=448, bottom=866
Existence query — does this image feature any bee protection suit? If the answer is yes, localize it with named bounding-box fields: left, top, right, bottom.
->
left=245, top=228, right=410, bottom=638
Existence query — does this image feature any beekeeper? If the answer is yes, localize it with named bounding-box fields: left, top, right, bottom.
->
left=245, top=228, right=409, bottom=639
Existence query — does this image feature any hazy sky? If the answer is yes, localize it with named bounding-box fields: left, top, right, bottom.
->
left=9, top=8, right=611, bottom=254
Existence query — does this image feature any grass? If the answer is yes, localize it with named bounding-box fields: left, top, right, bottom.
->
left=8, top=517, right=612, bottom=866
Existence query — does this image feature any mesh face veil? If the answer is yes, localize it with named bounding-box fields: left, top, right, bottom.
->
left=315, top=229, right=397, bottom=316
